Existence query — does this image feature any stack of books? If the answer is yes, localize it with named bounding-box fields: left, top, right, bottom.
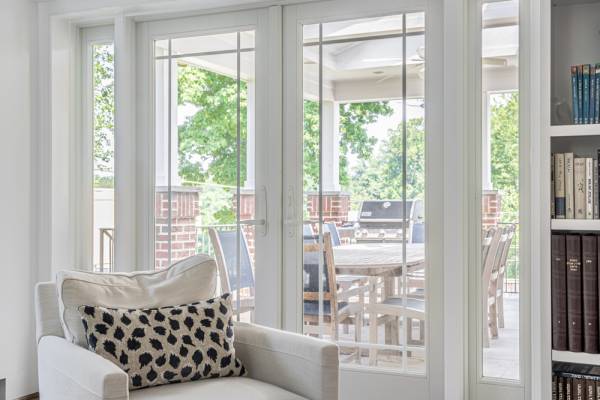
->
left=552, top=153, right=599, bottom=219
left=571, top=64, right=600, bottom=124
left=552, top=234, right=600, bottom=354
left=553, top=363, right=600, bottom=399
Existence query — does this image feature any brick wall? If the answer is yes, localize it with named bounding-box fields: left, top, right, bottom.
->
left=306, top=192, right=351, bottom=225
left=155, top=189, right=200, bottom=269
left=482, top=190, right=501, bottom=228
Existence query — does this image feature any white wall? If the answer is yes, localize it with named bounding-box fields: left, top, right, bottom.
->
left=0, top=0, right=38, bottom=398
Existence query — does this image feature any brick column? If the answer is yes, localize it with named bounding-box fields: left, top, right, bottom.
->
left=482, top=189, right=502, bottom=229
left=155, top=188, right=200, bottom=269
left=306, top=191, right=351, bottom=225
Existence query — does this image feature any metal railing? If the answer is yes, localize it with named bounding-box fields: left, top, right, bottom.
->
left=196, top=224, right=236, bottom=255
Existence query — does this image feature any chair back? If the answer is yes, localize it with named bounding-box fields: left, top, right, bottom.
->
left=302, top=232, right=338, bottom=316
left=323, top=222, right=341, bottom=246
left=481, top=227, right=501, bottom=290
left=209, top=228, right=255, bottom=294
left=303, top=223, right=317, bottom=244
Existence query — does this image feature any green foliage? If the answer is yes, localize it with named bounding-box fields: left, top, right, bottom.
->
left=92, top=44, right=115, bottom=187
left=177, top=63, right=247, bottom=187
left=350, top=117, right=425, bottom=201
left=302, top=100, right=393, bottom=191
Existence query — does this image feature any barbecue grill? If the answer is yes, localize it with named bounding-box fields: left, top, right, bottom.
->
left=356, top=199, right=424, bottom=243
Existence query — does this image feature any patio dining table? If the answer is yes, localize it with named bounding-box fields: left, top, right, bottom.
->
left=304, top=242, right=426, bottom=365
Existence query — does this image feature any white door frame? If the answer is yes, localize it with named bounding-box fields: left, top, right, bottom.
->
left=135, top=7, right=283, bottom=328
left=282, top=0, right=444, bottom=398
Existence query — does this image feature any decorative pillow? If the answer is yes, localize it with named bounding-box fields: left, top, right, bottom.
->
left=78, top=293, right=246, bottom=390
left=58, top=254, right=217, bottom=348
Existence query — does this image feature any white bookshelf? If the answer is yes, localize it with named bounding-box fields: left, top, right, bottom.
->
left=551, top=219, right=600, bottom=231
left=553, top=350, right=600, bottom=366
left=550, top=124, right=600, bottom=137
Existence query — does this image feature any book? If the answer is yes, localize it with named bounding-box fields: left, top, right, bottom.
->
left=595, top=64, right=600, bottom=123
left=567, top=234, right=583, bottom=352
left=573, top=66, right=581, bottom=124
left=556, top=153, right=566, bottom=219
left=586, top=378, right=596, bottom=400
left=552, top=233, right=568, bottom=350
left=584, top=65, right=591, bottom=124
left=566, top=153, right=575, bottom=219
left=592, top=67, right=596, bottom=125
left=579, top=65, right=584, bottom=125
left=582, top=235, right=599, bottom=353
left=575, top=158, right=587, bottom=219
left=587, top=158, right=594, bottom=219
left=595, top=161, right=599, bottom=219
left=553, top=155, right=556, bottom=218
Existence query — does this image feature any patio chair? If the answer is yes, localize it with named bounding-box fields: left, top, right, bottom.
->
left=323, top=222, right=342, bottom=246
left=496, top=224, right=516, bottom=329
left=302, top=232, right=367, bottom=349
left=303, top=223, right=318, bottom=244
left=208, top=228, right=255, bottom=316
left=481, top=226, right=504, bottom=347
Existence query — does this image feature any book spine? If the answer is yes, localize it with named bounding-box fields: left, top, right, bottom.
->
left=595, top=161, right=599, bottom=219
left=573, top=66, right=581, bottom=124
left=578, top=377, right=586, bottom=400
left=568, top=375, right=574, bottom=400
left=556, top=153, right=566, bottom=219
left=576, top=158, right=587, bottom=219
left=592, top=67, right=596, bottom=125
left=595, top=64, right=600, bottom=123
left=553, top=155, right=556, bottom=218
left=583, top=235, right=599, bottom=353
left=566, top=153, right=575, bottom=219
left=555, top=374, right=559, bottom=400
left=585, top=65, right=591, bottom=124
left=559, top=375, right=565, bottom=400
left=567, top=234, right=583, bottom=352
left=552, top=233, right=569, bottom=350
left=595, top=380, right=600, bottom=400
left=588, top=378, right=596, bottom=400
left=587, top=158, right=594, bottom=219
left=579, top=65, right=584, bottom=125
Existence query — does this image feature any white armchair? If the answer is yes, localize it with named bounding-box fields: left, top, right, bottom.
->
left=35, top=280, right=339, bottom=400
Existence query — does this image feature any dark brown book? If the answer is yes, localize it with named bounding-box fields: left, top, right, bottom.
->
left=553, top=234, right=568, bottom=350
left=587, top=379, right=596, bottom=400
left=576, top=378, right=585, bottom=400
left=583, top=235, right=600, bottom=353
left=595, top=380, right=600, bottom=400
left=567, top=376, right=573, bottom=400
left=567, top=234, right=584, bottom=352
left=554, top=374, right=558, bottom=400
left=559, top=376, right=565, bottom=400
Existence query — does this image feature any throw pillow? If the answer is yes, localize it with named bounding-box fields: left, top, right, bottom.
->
left=78, top=293, right=246, bottom=390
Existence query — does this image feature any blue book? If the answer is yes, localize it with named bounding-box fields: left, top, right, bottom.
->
left=594, top=63, right=600, bottom=124
left=590, top=66, right=596, bottom=124
left=572, top=65, right=580, bottom=124
left=583, top=64, right=590, bottom=124
left=578, top=65, right=584, bottom=124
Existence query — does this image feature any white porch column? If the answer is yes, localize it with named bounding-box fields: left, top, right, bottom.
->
left=244, top=80, right=255, bottom=189
left=322, top=100, right=340, bottom=192
left=155, top=56, right=180, bottom=187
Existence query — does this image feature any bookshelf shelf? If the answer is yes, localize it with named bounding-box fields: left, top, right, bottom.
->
left=550, top=124, right=600, bottom=137
left=552, top=350, right=600, bottom=366
left=551, top=219, right=600, bottom=231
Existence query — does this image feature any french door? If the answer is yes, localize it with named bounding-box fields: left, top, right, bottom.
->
left=137, top=8, right=282, bottom=327
left=282, top=0, right=443, bottom=398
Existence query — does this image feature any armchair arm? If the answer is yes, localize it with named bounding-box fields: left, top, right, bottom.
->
left=234, top=322, right=339, bottom=400
left=38, top=336, right=128, bottom=400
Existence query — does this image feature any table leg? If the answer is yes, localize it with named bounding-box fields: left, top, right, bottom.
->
left=384, top=277, right=395, bottom=345
left=368, top=277, right=378, bottom=366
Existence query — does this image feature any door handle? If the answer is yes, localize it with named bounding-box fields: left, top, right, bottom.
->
left=247, top=186, right=267, bottom=237
left=240, top=219, right=266, bottom=226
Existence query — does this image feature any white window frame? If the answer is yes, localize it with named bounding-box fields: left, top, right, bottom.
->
left=282, top=0, right=444, bottom=398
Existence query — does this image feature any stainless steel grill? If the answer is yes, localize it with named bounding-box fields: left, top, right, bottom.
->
left=356, top=200, right=424, bottom=243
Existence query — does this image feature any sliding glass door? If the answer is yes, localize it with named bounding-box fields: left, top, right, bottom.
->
left=283, top=0, right=442, bottom=398
left=139, top=8, right=281, bottom=327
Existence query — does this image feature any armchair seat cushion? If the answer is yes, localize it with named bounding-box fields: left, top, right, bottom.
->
left=128, top=377, right=308, bottom=400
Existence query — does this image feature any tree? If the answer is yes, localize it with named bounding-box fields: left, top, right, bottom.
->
left=93, top=44, right=115, bottom=188
left=350, top=117, right=425, bottom=202
left=302, top=100, right=393, bottom=191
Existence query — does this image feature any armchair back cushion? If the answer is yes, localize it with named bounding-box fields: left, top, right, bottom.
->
left=57, top=254, right=217, bottom=347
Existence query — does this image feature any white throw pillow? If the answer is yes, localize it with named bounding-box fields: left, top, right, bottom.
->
left=57, top=254, right=217, bottom=347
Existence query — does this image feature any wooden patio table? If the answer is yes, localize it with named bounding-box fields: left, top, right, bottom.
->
left=333, top=242, right=426, bottom=365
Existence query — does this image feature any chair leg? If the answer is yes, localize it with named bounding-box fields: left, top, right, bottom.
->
left=489, top=302, right=498, bottom=339
left=497, top=291, right=505, bottom=329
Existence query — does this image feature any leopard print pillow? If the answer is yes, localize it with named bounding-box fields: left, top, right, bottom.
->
left=78, top=293, right=246, bottom=390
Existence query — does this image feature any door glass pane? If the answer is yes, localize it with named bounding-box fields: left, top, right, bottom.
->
left=481, top=0, right=520, bottom=381
left=92, top=43, right=115, bottom=273
left=302, top=12, right=426, bottom=373
left=154, top=31, right=256, bottom=322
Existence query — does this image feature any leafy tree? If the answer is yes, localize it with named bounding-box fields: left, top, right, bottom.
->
left=93, top=44, right=115, bottom=188
left=303, top=100, right=393, bottom=191
left=350, top=117, right=425, bottom=202
left=177, top=63, right=247, bottom=187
